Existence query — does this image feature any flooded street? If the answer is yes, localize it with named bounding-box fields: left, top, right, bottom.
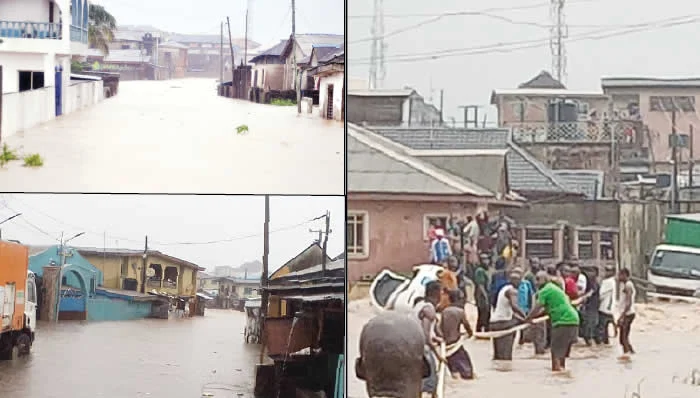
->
left=348, top=298, right=700, bottom=398
left=0, top=78, right=344, bottom=194
left=0, top=309, right=258, bottom=398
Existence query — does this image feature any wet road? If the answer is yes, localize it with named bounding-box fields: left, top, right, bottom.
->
left=0, top=78, right=344, bottom=194
left=0, top=309, right=258, bottom=398
left=348, top=299, right=700, bottom=398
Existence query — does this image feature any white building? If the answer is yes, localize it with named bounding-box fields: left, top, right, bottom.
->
left=309, top=45, right=344, bottom=121
left=0, top=0, right=96, bottom=139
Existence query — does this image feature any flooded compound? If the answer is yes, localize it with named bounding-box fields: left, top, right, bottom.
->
left=0, top=309, right=258, bottom=398
left=0, top=78, right=344, bottom=195
left=348, top=298, right=700, bottom=398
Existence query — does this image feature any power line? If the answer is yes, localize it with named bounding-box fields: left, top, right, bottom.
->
left=348, top=15, right=700, bottom=65
left=0, top=195, right=325, bottom=247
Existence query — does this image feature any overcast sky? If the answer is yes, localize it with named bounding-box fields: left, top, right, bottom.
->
left=93, top=0, right=344, bottom=48
left=0, top=195, right=344, bottom=274
left=348, top=0, right=700, bottom=124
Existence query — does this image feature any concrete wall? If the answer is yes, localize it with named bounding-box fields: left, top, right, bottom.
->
left=1, top=86, right=54, bottom=139
left=505, top=200, right=619, bottom=227
left=63, top=80, right=104, bottom=114
left=496, top=94, right=609, bottom=125
left=319, top=72, right=343, bottom=121
left=87, top=295, right=152, bottom=321
left=347, top=199, right=480, bottom=282
left=618, top=201, right=666, bottom=281
left=347, top=95, right=403, bottom=125
left=1, top=52, right=46, bottom=94
left=0, top=0, right=50, bottom=24
left=252, top=64, right=284, bottom=91
left=0, top=0, right=73, bottom=55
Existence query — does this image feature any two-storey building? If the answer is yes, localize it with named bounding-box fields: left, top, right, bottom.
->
left=0, top=0, right=92, bottom=139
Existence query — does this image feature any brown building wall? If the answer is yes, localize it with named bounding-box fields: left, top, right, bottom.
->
left=496, top=94, right=609, bottom=125
left=252, top=64, right=285, bottom=91
left=504, top=201, right=620, bottom=228
left=347, top=96, right=403, bottom=126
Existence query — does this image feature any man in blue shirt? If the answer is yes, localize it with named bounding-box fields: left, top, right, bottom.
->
left=430, top=229, right=452, bottom=265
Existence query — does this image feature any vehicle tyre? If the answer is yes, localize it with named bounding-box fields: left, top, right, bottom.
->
left=9, top=345, right=20, bottom=361
left=16, top=333, right=31, bottom=356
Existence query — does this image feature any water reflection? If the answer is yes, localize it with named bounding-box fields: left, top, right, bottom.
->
left=0, top=309, right=258, bottom=398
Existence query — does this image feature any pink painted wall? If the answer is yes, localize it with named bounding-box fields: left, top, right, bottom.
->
left=347, top=199, right=482, bottom=283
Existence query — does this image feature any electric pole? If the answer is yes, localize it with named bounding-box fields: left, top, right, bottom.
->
left=226, top=17, right=235, bottom=95
left=259, top=195, right=270, bottom=363
left=309, top=228, right=323, bottom=244
left=244, top=9, right=249, bottom=66
left=141, top=235, right=148, bottom=293
left=671, top=107, right=679, bottom=213
left=550, top=0, right=567, bottom=83
left=219, top=21, right=224, bottom=84
left=690, top=124, right=695, bottom=198
left=291, top=0, right=301, bottom=114
left=321, top=211, right=331, bottom=276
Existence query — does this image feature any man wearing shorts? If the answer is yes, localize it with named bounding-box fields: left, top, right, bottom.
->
left=524, top=271, right=580, bottom=372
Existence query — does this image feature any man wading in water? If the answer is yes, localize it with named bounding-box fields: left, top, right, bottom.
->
left=440, top=289, right=475, bottom=380
left=524, top=271, right=580, bottom=373
left=617, top=268, right=636, bottom=357
left=489, top=269, right=527, bottom=362
left=415, top=281, right=447, bottom=398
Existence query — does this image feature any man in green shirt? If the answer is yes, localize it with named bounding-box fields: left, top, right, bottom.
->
left=523, top=271, right=580, bottom=372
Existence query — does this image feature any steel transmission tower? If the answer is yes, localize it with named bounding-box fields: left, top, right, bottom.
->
left=549, top=0, right=567, bottom=83
left=369, top=0, right=386, bottom=89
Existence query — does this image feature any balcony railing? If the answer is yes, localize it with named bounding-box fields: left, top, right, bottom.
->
left=509, top=121, right=635, bottom=144
left=70, top=25, right=88, bottom=44
left=0, top=21, right=61, bottom=40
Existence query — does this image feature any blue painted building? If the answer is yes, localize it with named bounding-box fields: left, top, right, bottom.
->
left=29, top=246, right=158, bottom=321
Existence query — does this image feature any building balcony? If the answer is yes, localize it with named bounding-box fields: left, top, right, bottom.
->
left=70, top=24, right=87, bottom=44
left=0, top=20, right=62, bottom=40
left=509, top=120, right=637, bottom=144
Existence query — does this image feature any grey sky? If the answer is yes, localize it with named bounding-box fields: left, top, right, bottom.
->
left=94, top=0, right=344, bottom=48
left=0, top=195, right=345, bottom=273
left=348, top=0, right=700, bottom=123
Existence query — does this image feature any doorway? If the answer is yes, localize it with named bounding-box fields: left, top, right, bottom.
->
left=326, top=84, right=334, bottom=120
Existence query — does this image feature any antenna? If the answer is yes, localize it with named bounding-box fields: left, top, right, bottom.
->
left=369, top=0, right=386, bottom=89
left=550, top=0, right=567, bottom=83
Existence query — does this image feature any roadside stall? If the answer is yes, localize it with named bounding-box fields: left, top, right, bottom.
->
left=254, top=258, right=345, bottom=398
left=192, top=292, right=213, bottom=316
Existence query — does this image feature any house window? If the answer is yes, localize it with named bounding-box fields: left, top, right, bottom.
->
left=600, top=232, right=616, bottom=260
left=525, top=229, right=554, bottom=258
left=18, top=71, right=45, bottom=92
left=511, top=101, right=526, bottom=121
left=244, top=287, right=253, bottom=295
left=577, top=101, right=590, bottom=115
left=347, top=211, right=369, bottom=258
left=423, top=214, right=449, bottom=241
left=649, top=96, right=696, bottom=112
left=577, top=231, right=594, bottom=260
left=120, top=258, right=129, bottom=276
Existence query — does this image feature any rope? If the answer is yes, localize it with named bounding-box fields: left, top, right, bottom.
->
left=435, top=342, right=447, bottom=398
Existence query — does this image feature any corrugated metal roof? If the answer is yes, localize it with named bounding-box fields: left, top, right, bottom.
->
left=87, top=49, right=151, bottom=64
left=250, top=40, right=288, bottom=63
left=370, top=127, right=574, bottom=195
left=287, top=34, right=344, bottom=58
left=281, top=292, right=344, bottom=302
left=349, top=89, right=414, bottom=97
left=160, top=41, right=188, bottom=49
left=348, top=124, right=496, bottom=196
left=552, top=170, right=605, bottom=199
left=491, top=88, right=607, bottom=98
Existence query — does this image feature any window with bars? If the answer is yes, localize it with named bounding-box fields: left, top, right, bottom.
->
left=525, top=229, right=554, bottom=258
left=649, top=96, right=696, bottom=112
left=600, top=231, right=616, bottom=260
left=347, top=212, right=369, bottom=257
left=424, top=214, right=449, bottom=240
left=578, top=231, right=594, bottom=260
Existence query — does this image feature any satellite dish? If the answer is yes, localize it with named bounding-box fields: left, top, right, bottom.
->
left=146, top=268, right=156, bottom=277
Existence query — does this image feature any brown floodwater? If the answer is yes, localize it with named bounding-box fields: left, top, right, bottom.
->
left=0, top=309, right=259, bottom=398
left=0, top=78, right=345, bottom=195
left=348, top=299, right=700, bottom=398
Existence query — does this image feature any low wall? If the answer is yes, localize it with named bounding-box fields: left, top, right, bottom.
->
left=87, top=295, right=153, bottom=322
left=63, top=80, right=104, bottom=115
left=1, top=86, right=55, bottom=141
left=1, top=80, right=104, bottom=140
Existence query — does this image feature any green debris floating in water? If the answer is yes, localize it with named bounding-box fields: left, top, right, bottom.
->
left=236, top=125, right=249, bottom=134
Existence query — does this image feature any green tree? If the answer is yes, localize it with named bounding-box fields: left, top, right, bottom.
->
left=88, top=4, right=117, bottom=55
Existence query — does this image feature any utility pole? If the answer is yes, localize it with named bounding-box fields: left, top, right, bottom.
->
left=368, top=0, right=385, bottom=89
left=219, top=21, right=224, bottom=84
left=321, top=211, right=331, bottom=277
left=459, top=105, right=479, bottom=128
left=690, top=124, right=695, bottom=199
left=309, top=228, right=323, bottom=244
left=439, top=89, right=444, bottom=125
left=244, top=10, right=249, bottom=66
left=226, top=17, right=235, bottom=96
left=671, top=107, right=679, bottom=213
left=291, top=0, right=301, bottom=114
left=259, top=195, right=270, bottom=363
left=141, top=235, right=148, bottom=293
left=608, top=100, right=621, bottom=199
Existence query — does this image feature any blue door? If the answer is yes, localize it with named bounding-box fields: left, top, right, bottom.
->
left=55, top=65, right=63, bottom=116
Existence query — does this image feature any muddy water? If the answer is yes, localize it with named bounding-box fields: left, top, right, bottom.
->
left=0, top=78, right=344, bottom=194
left=348, top=299, right=700, bottom=398
left=0, top=309, right=258, bottom=398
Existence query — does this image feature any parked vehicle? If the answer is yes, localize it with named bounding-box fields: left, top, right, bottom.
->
left=244, top=297, right=261, bottom=344
left=647, top=213, right=700, bottom=296
left=0, top=240, right=37, bottom=360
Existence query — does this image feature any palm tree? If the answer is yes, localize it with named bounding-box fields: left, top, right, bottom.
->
left=88, top=4, right=117, bottom=55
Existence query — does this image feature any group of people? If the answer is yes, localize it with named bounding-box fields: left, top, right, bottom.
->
left=358, top=213, right=639, bottom=398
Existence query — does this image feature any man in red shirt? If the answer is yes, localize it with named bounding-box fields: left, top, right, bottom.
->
left=562, top=266, right=579, bottom=300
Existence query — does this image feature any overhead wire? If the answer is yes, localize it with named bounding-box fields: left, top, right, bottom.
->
left=349, top=15, right=700, bottom=65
